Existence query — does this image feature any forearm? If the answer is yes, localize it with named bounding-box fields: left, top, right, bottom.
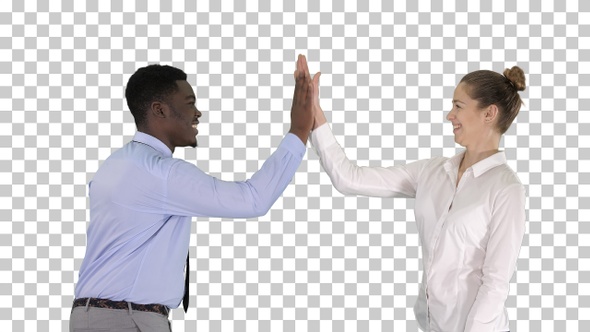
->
left=165, top=133, right=305, bottom=218
left=310, top=123, right=418, bottom=198
left=243, top=133, right=305, bottom=215
left=312, top=105, right=327, bottom=130
left=310, top=123, right=366, bottom=195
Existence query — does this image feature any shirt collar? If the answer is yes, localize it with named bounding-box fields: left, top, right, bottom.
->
left=132, top=131, right=173, bottom=158
left=444, top=150, right=507, bottom=178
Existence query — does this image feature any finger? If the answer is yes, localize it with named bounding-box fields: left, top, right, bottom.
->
left=297, top=55, right=310, bottom=81
left=304, top=62, right=312, bottom=83
left=294, top=56, right=300, bottom=80
left=298, top=57, right=307, bottom=80
left=306, top=82, right=314, bottom=108
left=300, top=55, right=309, bottom=74
left=298, top=81, right=309, bottom=110
left=293, top=70, right=305, bottom=104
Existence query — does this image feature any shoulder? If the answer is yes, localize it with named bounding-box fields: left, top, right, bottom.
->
left=492, top=163, right=524, bottom=189
left=429, top=155, right=450, bottom=167
left=107, top=142, right=185, bottom=179
left=396, top=156, right=450, bottom=183
left=408, top=155, right=449, bottom=173
left=489, top=164, right=526, bottom=206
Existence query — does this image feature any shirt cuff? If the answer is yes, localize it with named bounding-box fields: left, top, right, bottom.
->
left=309, top=123, right=338, bottom=152
left=281, top=133, right=307, bottom=158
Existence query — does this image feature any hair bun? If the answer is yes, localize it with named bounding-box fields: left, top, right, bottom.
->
left=503, top=66, right=526, bottom=91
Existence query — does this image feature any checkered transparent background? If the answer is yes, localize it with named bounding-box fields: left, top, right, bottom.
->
left=1, top=0, right=589, bottom=331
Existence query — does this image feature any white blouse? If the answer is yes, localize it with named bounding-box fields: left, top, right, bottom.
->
left=310, top=123, right=526, bottom=332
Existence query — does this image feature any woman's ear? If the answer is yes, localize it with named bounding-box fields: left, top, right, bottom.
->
left=484, top=104, right=499, bottom=124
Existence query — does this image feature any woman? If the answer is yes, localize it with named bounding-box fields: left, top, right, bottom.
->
left=307, top=67, right=526, bottom=332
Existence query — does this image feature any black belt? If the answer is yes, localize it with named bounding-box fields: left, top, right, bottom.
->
left=72, top=298, right=169, bottom=316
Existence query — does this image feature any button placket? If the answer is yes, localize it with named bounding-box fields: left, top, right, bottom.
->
left=424, top=168, right=459, bottom=328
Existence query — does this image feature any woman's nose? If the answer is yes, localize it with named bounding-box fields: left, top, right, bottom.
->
left=446, top=110, right=454, bottom=121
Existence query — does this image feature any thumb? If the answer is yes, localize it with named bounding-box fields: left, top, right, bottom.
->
left=312, top=72, right=321, bottom=100
left=312, top=72, right=321, bottom=85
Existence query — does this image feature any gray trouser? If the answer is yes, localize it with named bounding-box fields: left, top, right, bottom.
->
left=70, top=305, right=171, bottom=332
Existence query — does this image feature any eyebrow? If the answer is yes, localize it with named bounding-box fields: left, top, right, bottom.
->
left=452, top=99, right=466, bottom=105
left=186, top=95, right=196, bottom=101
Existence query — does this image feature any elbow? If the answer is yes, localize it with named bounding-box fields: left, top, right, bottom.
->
left=325, top=158, right=364, bottom=196
left=333, top=183, right=354, bottom=196
left=251, top=203, right=272, bottom=218
left=330, top=172, right=357, bottom=196
left=231, top=182, right=272, bottom=218
left=230, top=204, right=268, bottom=219
left=246, top=186, right=273, bottom=218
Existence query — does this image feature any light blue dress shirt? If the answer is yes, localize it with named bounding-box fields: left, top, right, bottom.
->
left=75, top=131, right=305, bottom=308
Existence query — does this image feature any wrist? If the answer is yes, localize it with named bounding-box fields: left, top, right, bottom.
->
left=312, top=112, right=327, bottom=130
left=289, top=127, right=310, bottom=144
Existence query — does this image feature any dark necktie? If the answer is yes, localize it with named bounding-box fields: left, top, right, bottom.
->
left=183, top=252, right=189, bottom=312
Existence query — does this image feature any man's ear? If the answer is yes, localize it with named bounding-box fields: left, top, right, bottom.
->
left=484, top=104, right=499, bottom=124
left=149, top=101, right=167, bottom=119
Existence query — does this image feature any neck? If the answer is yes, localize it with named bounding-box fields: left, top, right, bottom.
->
left=460, top=148, right=499, bottom=171
left=459, top=130, right=501, bottom=171
left=137, top=125, right=175, bottom=153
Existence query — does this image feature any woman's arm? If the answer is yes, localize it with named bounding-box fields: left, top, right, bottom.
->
left=308, top=73, right=427, bottom=198
left=464, top=183, right=527, bottom=332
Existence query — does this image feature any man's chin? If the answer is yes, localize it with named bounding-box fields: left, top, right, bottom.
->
left=181, top=138, right=197, bottom=148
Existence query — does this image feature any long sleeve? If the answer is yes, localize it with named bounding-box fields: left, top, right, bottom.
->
left=309, top=123, right=427, bottom=198
left=464, top=183, right=527, bottom=332
left=77, top=132, right=304, bottom=307
left=163, top=133, right=306, bottom=218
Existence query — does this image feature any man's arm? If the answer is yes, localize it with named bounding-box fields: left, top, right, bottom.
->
left=163, top=55, right=314, bottom=218
left=164, top=134, right=305, bottom=218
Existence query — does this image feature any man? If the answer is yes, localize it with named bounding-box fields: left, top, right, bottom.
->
left=70, top=55, right=314, bottom=331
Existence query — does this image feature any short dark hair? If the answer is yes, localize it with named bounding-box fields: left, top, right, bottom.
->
left=125, top=64, right=187, bottom=127
left=460, top=66, right=526, bottom=134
